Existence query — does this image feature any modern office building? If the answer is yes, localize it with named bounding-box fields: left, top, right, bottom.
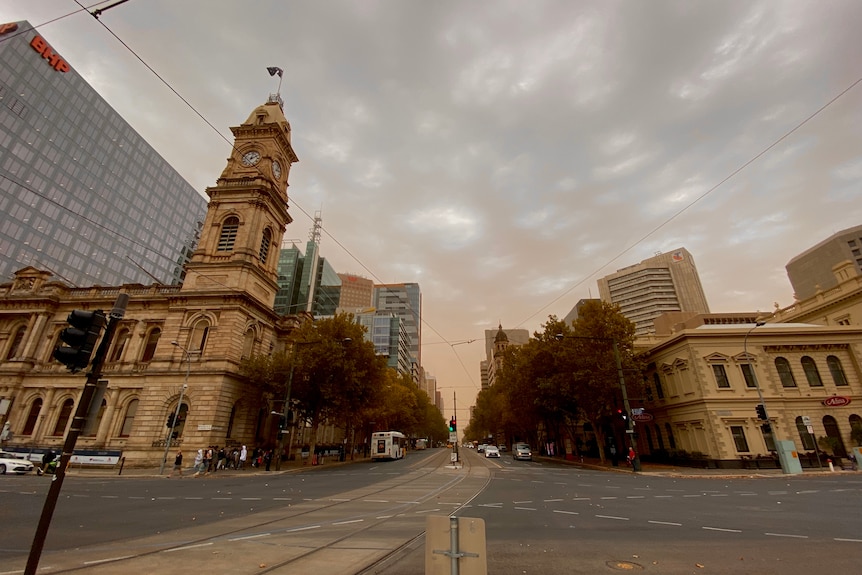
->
left=786, top=224, right=862, bottom=301
left=597, top=248, right=710, bottom=335
left=0, top=21, right=206, bottom=287
left=337, top=273, right=374, bottom=311
left=273, top=218, right=341, bottom=318
left=355, top=310, right=412, bottom=376
left=373, top=283, right=421, bottom=381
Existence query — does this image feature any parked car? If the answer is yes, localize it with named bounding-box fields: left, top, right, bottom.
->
left=477, top=444, right=487, bottom=453
left=513, top=445, right=532, bottom=461
left=0, top=451, right=35, bottom=475
left=497, top=445, right=507, bottom=452
left=484, top=445, right=501, bottom=458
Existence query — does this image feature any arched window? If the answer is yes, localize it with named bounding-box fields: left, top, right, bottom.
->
left=52, top=398, right=74, bottom=436
left=827, top=355, right=849, bottom=386
left=5, top=325, right=26, bottom=360
left=644, top=426, right=654, bottom=451
left=120, top=399, right=138, bottom=437
left=652, top=372, right=665, bottom=399
left=774, top=357, right=797, bottom=387
left=217, top=216, right=240, bottom=252
left=654, top=424, right=664, bottom=450
left=84, top=399, right=107, bottom=436
left=795, top=416, right=816, bottom=450
left=110, top=328, right=131, bottom=362
left=259, top=228, right=272, bottom=264
left=23, top=398, right=42, bottom=435
left=665, top=423, right=677, bottom=449
left=226, top=403, right=238, bottom=439
left=242, top=329, right=255, bottom=359
left=801, top=356, right=823, bottom=387
left=822, top=415, right=847, bottom=457
left=190, top=320, right=209, bottom=353
left=140, top=328, right=161, bottom=362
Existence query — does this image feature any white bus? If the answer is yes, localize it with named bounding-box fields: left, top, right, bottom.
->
left=371, top=431, right=406, bottom=461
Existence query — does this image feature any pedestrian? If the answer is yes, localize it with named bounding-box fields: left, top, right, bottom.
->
left=264, top=449, right=272, bottom=471
left=38, top=449, right=56, bottom=476
left=627, top=446, right=636, bottom=466
left=239, top=445, right=247, bottom=469
left=168, top=449, right=183, bottom=477
left=193, top=448, right=204, bottom=477
left=610, top=445, right=618, bottom=467
left=217, top=446, right=226, bottom=470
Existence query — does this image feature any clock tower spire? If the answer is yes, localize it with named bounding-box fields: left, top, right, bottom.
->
left=182, top=96, right=298, bottom=307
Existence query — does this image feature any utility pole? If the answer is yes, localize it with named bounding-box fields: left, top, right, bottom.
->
left=26, top=294, right=129, bottom=575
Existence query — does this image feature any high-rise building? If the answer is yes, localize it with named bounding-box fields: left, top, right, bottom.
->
left=0, top=21, right=206, bottom=286
left=786, top=224, right=862, bottom=300
left=355, top=310, right=412, bottom=376
left=337, top=273, right=373, bottom=311
left=373, top=283, right=421, bottom=381
left=273, top=219, right=341, bottom=317
left=597, top=248, right=710, bottom=335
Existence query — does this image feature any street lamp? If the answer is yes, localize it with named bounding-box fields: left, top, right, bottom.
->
left=555, top=333, right=641, bottom=472
left=160, top=341, right=194, bottom=474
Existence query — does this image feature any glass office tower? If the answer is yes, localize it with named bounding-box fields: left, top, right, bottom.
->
left=0, top=21, right=206, bottom=287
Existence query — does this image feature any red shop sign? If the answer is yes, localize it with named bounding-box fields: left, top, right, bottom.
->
left=632, top=413, right=654, bottom=422
left=822, top=396, right=851, bottom=407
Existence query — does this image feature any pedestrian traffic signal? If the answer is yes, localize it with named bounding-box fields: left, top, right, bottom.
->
left=448, top=418, right=456, bottom=432
left=166, top=413, right=176, bottom=428
left=53, top=310, right=107, bottom=373
left=755, top=404, right=767, bottom=420
left=617, top=408, right=628, bottom=421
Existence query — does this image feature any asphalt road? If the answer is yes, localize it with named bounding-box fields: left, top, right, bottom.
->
left=2, top=449, right=860, bottom=575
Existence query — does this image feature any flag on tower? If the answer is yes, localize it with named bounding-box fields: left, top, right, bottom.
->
left=267, top=66, right=284, bottom=78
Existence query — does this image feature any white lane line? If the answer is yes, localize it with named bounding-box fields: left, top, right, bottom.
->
left=600, top=497, right=618, bottom=500
left=479, top=503, right=503, bottom=508
left=682, top=494, right=701, bottom=498
left=363, top=499, right=389, bottom=503
left=796, top=490, right=819, bottom=494
left=286, top=525, right=321, bottom=533
left=83, top=555, right=133, bottom=565
left=543, top=499, right=563, bottom=502
left=654, top=495, right=673, bottom=499
left=156, top=497, right=176, bottom=500
left=835, top=538, right=862, bottom=543
left=100, top=495, right=119, bottom=499
left=514, top=500, right=533, bottom=504
left=739, top=493, right=757, bottom=496
left=767, top=491, right=789, bottom=495
left=396, top=500, right=420, bottom=504
left=184, top=497, right=204, bottom=500
left=330, top=498, right=351, bottom=502
left=573, top=497, right=591, bottom=501
left=595, top=515, right=629, bottom=521
left=164, top=542, right=213, bottom=553
left=212, top=497, right=232, bottom=500
left=376, top=515, right=393, bottom=519
left=514, top=507, right=537, bottom=511
left=626, top=496, right=645, bottom=499
left=604, top=486, right=621, bottom=489
left=241, top=497, right=262, bottom=501
left=703, top=527, right=742, bottom=533
left=765, top=533, right=808, bottom=539
left=649, top=521, right=682, bottom=526
left=229, top=533, right=270, bottom=541
left=553, top=510, right=579, bottom=515
left=333, top=519, right=364, bottom=525
left=415, top=509, right=441, bottom=514
left=710, top=494, right=729, bottom=497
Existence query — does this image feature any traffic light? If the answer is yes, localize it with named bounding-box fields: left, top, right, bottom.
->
left=760, top=423, right=772, bottom=434
left=166, top=413, right=176, bottom=428
left=755, top=404, right=767, bottom=420
left=448, top=417, right=456, bottom=432
left=617, top=408, right=628, bottom=421
left=53, top=310, right=106, bottom=373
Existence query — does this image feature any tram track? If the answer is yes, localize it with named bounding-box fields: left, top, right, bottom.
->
left=13, top=450, right=490, bottom=575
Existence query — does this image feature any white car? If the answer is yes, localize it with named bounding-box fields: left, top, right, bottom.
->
left=0, top=451, right=35, bottom=475
left=484, top=445, right=500, bottom=458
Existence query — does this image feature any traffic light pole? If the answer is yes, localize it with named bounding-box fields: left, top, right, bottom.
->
left=25, top=294, right=128, bottom=575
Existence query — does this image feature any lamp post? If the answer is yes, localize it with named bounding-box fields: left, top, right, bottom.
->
left=556, top=333, right=641, bottom=472
left=161, top=341, right=192, bottom=474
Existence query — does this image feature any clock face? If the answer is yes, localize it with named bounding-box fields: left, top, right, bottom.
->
left=241, top=150, right=261, bottom=167
left=272, top=160, right=282, bottom=179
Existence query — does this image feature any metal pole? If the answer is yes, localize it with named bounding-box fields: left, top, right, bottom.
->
left=613, top=341, right=640, bottom=472
left=275, top=354, right=297, bottom=471
left=449, top=515, right=460, bottom=575
left=161, top=341, right=192, bottom=474
left=26, top=294, right=128, bottom=575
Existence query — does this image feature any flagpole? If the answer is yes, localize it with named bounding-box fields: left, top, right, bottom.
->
left=277, top=73, right=283, bottom=96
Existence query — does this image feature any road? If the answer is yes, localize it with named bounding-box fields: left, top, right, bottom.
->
left=1, top=448, right=860, bottom=574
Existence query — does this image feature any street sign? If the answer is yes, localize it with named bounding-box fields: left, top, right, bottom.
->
left=448, top=432, right=457, bottom=443
left=801, top=415, right=811, bottom=426
left=806, top=425, right=814, bottom=434
left=631, top=408, right=644, bottom=415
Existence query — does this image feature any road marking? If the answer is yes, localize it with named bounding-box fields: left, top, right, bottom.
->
left=479, top=503, right=503, bottom=508
left=573, top=497, right=591, bottom=501
left=333, top=519, right=364, bottom=525
left=229, top=533, right=270, bottom=541
left=768, top=491, right=789, bottom=495
left=703, top=527, right=742, bottom=533
left=376, top=515, right=393, bottom=519
left=363, top=499, right=389, bottom=503
left=595, top=515, right=629, bottom=521
left=83, top=555, right=133, bottom=565
left=600, top=497, right=618, bottom=500
left=543, top=499, right=563, bottom=503
left=100, top=495, right=119, bottom=498
left=796, top=490, right=818, bottom=494
left=415, top=509, right=440, bottom=514
left=330, top=498, right=351, bottom=502
left=212, top=497, right=232, bottom=500
left=738, top=493, right=757, bottom=496
left=654, top=495, right=673, bottom=498
left=553, top=510, right=579, bottom=515
left=683, top=494, right=701, bottom=498
left=164, top=542, right=214, bottom=553
left=514, top=500, right=533, bottom=504
left=709, top=494, right=729, bottom=497
left=241, top=497, right=262, bottom=501
left=834, top=538, right=862, bottom=543
left=273, top=497, right=291, bottom=501
left=514, top=507, right=537, bottom=511
left=184, top=497, right=204, bottom=500
left=156, top=497, right=176, bottom=500
left=286, top=525, right=321, bottom=533
left=765, top=533, right=807, bottom=539
left=649, top=521, right=682, bottom=526
left=626, top=496, right=645, bottom=499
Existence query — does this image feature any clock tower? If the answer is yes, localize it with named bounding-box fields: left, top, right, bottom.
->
left=182, top=96, right=298, bottom=307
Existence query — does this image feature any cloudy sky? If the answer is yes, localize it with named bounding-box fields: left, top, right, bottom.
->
left=3, top=1, right=861, bottom=421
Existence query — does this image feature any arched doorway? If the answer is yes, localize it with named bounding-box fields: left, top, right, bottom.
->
left=822, top=415, right=847, bottom=457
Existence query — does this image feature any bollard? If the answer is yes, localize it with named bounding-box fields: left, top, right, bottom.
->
left=827, top=458, right=834, bottom=472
